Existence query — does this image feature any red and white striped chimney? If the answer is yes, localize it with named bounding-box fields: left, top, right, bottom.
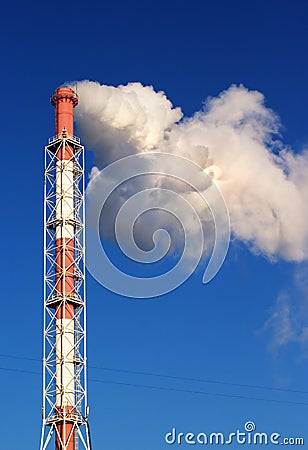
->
left=51, top=88, right=78, bottom=450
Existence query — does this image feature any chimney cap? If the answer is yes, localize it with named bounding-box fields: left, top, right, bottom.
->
left=51, top=87, right=78, bottom=107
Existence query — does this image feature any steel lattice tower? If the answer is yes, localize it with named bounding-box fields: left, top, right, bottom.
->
left=40, top=87, right=91, bottom=450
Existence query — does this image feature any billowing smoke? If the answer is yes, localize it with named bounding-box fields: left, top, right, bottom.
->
left=72, top=80, right=308, bottom=263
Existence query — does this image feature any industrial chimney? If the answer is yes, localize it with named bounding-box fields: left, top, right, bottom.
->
left=40, top=87, right=91, bottom=450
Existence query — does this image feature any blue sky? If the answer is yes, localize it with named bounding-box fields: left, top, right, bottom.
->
left=1, top=0, right=308, bottom=448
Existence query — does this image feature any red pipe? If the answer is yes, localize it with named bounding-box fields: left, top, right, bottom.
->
left=51, top=87, right=78, bottom=138
left=51, top=87, right=78, bottom=450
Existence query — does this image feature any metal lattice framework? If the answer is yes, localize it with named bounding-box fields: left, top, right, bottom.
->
left=40, top=133, right=91, bottom=450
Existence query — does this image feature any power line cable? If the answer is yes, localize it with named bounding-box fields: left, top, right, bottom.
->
left=0, top=365, right=307, bottom=407
left=90, top=365, right=308, bottom=396
left=0, top=366, right=40, bottom=375
left=0, top=354, right=39, bottom=362
left=1, top=353, right=308, bottom=396
left=88, top=378, right=308, bottom=406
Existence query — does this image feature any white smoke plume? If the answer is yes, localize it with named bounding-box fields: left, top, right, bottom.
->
left=264, top=265, right=308, bottom=355
left=73, top=80, right=308, bottom=262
